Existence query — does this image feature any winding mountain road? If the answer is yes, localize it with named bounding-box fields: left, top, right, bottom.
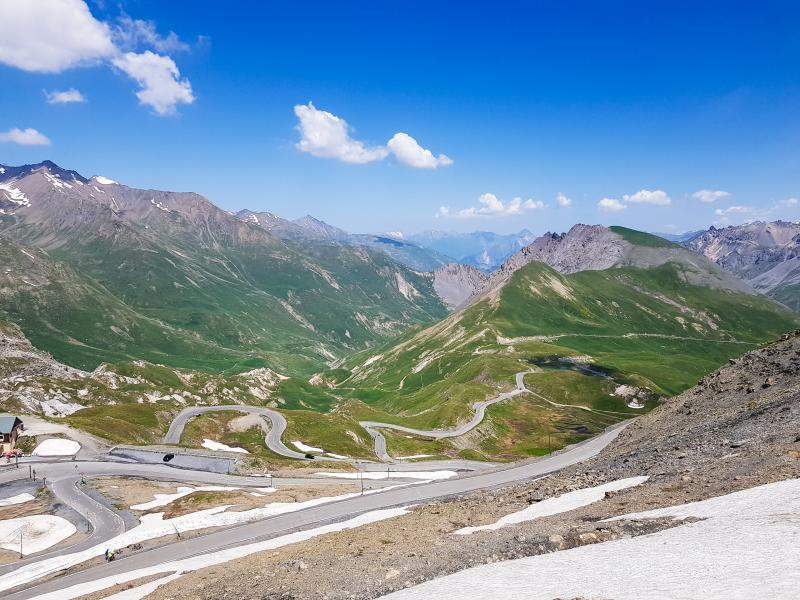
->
left=1, top=420, right=631, bottom=599
left=360, top=371, right=532, bottom=460
left=164, top=404, right=308, bottom=460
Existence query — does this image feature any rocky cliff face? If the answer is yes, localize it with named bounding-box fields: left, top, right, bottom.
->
left=433, top=263, right=489, bottom=309
left=684, top=221, right=800, bottom=309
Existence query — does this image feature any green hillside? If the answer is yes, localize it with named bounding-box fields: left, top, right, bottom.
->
left=334, top=259, right=799, bottom=459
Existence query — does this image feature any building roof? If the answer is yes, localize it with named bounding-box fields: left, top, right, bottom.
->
left=0, top=416, right=22, bottom=434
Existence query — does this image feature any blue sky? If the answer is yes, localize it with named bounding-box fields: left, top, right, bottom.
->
left=1, top=0, right=799, bottom=235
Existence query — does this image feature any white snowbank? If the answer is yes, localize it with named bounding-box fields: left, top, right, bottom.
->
left=0, top=515, right=77, bottom=555
left=29, top=506, right=412, bottom=600
left=454, top=476, right=648, bottom=535
left=316, top=470, right=457, bottom=481
left=325, top=452, right=348, bottom=459
left=397, top=454, right=434, bottom=460
left=131, top=486, right=240, bottom=511
left=0, top=485, right=409, bottom=592
left=201, top=439, right=249, bottom=454
left=384, top=478, right=800, bottom=600
left=292, top=440, right=323, bottom=453
left=31, top=438, right=81, bottom=457
left=0, top=493, right=35, bottom=507
left=102, top=572, right=184, bottom=600
left=92, top=175, right=117, bottom=185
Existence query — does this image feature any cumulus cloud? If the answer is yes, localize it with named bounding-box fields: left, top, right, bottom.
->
left=556, top=193, right=572, bottom=207
left=777, top=197, right=798, bottom=208
left=597, top=198, right=626, bottom=212
left=294, top=103, right=452, bottom=168
left=0, top=0, right=115, bottom=72
left=0, top=0, right=195, bottom=116
left=436, top=193, right=545, bottom=219
left=0, top=128, right=51, bottom=145
left=387, top=133, right=453, bottom=169
left=692, top=189, right=730, bottom=203
left=623, top=189, right=672, bottom=205
left=112, top=51, right=194, bottom=115
left=294, top=102, right=389, bottom=164
left=45, top=88, right=87, bottom=104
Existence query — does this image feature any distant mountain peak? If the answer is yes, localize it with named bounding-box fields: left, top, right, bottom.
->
left=0, top=160, right=88, bottom=185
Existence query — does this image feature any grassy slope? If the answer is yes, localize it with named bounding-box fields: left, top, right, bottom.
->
left=335, top=258, right=799, bottom=458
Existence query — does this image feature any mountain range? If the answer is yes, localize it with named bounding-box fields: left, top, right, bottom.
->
left=407, top=229, right=538, bottom=270
left=681, top=221, right=800, bottom=311
left=0, top=161, right=447, bottom=373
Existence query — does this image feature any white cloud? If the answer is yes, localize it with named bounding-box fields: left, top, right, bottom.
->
left=623, top=189, right=672, bottom=205
left=45, top=89, right=87, bottom=104
left=692, top=189, right=730, bottom=203
left=597, top=198, right=626, bottom=212
left=294, top=103, right=453, bottom=168
left=113, top=15, right=190, bottom=54
left=294, top=102, right=389, bottom=164
left=0, top=0, right=115, bottom=73
left=0, top=0, right=194, bottom=116
left=112, top=51, right=195, bottom=115
left=436, top=193, right=545, bottom=219
left=0, top=128, right=51, bottom=146
left=714, top=205, right=754, bottom=217
left=387, top=133, right=452, bottom=169
left=778, top=197, right=798, bottom=208
left=556, top=193, right=572, bottom=207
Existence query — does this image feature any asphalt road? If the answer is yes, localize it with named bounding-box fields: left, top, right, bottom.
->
left=360, top=371, right=532, bottom=460
left=1, top=420, right=630, bottom=599
left=0, top=459, right=397, bottom=578
left=163, top=404, right=308, bottom=459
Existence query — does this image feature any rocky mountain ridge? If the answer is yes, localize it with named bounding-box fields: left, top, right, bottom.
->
left=0, top=161, right=447, bottom=373
left=683, top=220, right=800, bottom=310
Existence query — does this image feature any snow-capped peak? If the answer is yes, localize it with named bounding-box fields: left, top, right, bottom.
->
left=92, top=175, right=118, bottom=185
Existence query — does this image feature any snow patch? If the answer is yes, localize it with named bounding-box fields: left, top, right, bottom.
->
left=454, top=476, right=648, bottom=535
left=0, top=182, right=30, bottom=207
left=292, top=440, right=323, bottom=453
left=316, top=470, right=457, bottom=481
left=92, top=176, right=117, bottom=185
left=32, top=438, right=81, bottom=456
left=131, top=486, right=241, bottom=511
left=27, top=507, right=411, bottom=600
left=397, top=454, right=434, bottom=460
left=0, top=515, right=76, bottom=555
left=0, top=493, right=36, bottom=507
left=201, top=439, right=249, bottom=454
left=385, top=479, right=800, bottom=600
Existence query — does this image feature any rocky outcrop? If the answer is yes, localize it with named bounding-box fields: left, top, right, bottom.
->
left=684, top=221, right=800, bottom=309
left=433, top=263, right=489, bottom=309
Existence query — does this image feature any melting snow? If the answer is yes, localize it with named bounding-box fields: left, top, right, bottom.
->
left=27, top=507, right=412, bottom=600
left=454, top=476, right=648, bottom=535
left=0, top=515, right=77, bottom=555
left=385, top=479, right=800, bottom=600
left=150, top=198, right=171, bottom=212
left=0, top=493, right=36, bottom=507
left=131, top=486, right=241, bottom=511
left=43, top=172, right=72, bottom=190
left=31, top=438, right=81, bottom=456
left=201, top=439, right=249, bottom=454
left=325, top=452, right=348, bottom=459
left=0, top=488, right=412, bottom=594
left=292, top=440, right=324, bottom=453
left=397, top=454, right=434, bottom=460
left=316, top=470, right=457, bottom=481
left=0, top=182, right=30, bottom=206
left=93, top=175, right=117, bottom=185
